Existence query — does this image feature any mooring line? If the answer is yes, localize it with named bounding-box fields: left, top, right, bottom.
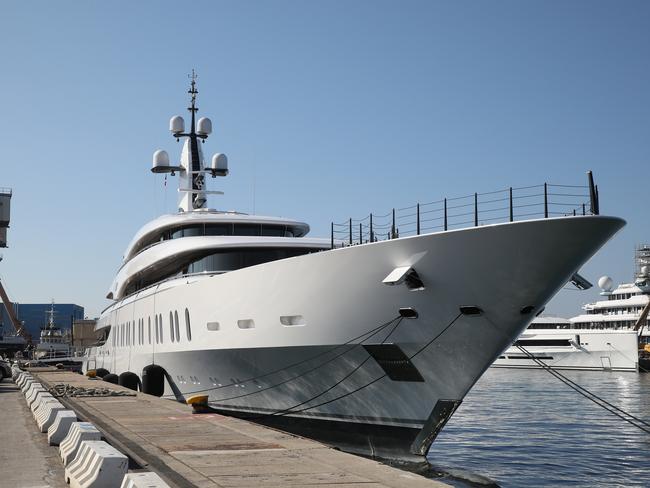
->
left=164, top=315, right=402, bottom=398
left=515, top=345, right=650, bottom=434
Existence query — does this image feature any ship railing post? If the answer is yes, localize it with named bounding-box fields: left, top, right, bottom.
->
left=416, top=203, right=420, bottom=235
left=391, top=208, right=396, bottom=239
left=359, top=223, right=362, bottom=244
left=444, top=198, right=448, bottom=231
left=544, top=183, right=548, bottom=218
left=587, top=170, right=599, bottom=215
left=370, top=213, right=374, bottom=242
left=330, top=222, right=334, bottom=249
left=349, top=218, right=352, bottom=246
left=509, top=187, right=513, bottom=222
left=474, top=193, right=478, bottom=226
left=582, top=203, right=586, bottom=216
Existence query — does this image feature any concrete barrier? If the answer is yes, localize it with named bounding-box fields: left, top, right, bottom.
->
left=48, top=410, right=77, bottom=445
left=25, top=383, right=47, bottom=406
left=60, top=422, right=102, bottom=466
left=11, top=366, right=23, bottom=380
left=17, top=374, right=33, bottom=389
left=35, top=399, right=65, bottom=432
left=120, top=472, right=170, bottom=488
left=21, top=377, right=36, bottom=393
left=65, top=440, right=128, bottom=488
left=32, top=395, right=57, bottom=419
left=31, top=392, right=54, bottom=416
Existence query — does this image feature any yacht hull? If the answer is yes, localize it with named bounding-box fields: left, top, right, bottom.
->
left=85, top=215, right=624, bottom=457
left=492, top=329, right=638, bottom=371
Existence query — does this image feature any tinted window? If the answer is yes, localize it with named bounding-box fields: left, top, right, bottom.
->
left=234, top=224, right=261, bottom=236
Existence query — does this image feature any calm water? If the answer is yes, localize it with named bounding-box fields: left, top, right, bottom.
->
left=426, top=368, right=650, bottom=487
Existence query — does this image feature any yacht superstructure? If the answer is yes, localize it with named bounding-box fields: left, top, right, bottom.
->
left=83, top=76, right=625, bottom=458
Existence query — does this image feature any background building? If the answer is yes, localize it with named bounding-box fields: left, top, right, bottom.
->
left=0, top=302, right=84, bottom=342
left=72, top=319, right=100, bottom=348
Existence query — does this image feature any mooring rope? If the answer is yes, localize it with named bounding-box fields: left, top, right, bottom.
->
left=163, top=315, right=402, bottom=399
left=49, top=383, right=136, bottom=398
left=515, top=345, right=650, bottom=435
left=247, top=311, right=463, bottom=420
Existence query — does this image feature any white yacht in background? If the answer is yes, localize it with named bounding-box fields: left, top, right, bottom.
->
left=83, top=76, right=625, bottom=458
left=492, top=316, right=639, bottom=371
left=494, top=246, right=650, bottom=372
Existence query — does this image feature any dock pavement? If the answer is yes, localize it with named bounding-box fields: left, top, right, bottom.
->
left=23, top=369, right=451, bottom=488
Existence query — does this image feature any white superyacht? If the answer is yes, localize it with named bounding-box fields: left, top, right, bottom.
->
left=83, top=77, right=625, bottom=457
left=494, top=246, right=650, bottom=372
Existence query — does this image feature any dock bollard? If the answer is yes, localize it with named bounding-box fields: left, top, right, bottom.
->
left=120, top=472, right=171, bottom=488
left=65, top=440, right=128, bottom=488
left=186, top=394, right=210, bottom=413
left=48, top=410, right=78, bottom=445
left=60, top=422, right=102, bottom=466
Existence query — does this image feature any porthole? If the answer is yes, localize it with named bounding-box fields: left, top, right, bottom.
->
left=207, top=322, right=220, bottom=331
left=280, top=315, right=305, bottom=326
left=237, top=319, right=255, bottom=329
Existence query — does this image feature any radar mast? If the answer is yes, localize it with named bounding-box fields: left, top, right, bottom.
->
left=151, top=71, right=229, bottom=212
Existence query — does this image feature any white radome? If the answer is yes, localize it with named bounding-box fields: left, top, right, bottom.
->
left=169, top=115, right=185, bottom=134
left=598, top=275, right=614, bottom=292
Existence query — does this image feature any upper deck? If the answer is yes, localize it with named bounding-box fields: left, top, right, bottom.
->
left=123, top=210, right=311, bottom=263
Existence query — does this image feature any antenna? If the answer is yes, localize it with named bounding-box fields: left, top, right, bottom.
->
left=151, top=71, right=229, bottom=212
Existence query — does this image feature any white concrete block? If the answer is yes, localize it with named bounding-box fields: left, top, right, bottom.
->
left=47, top=409, right=77, bottom=445
left=120, top=472, right=170, bottom=488
left=60, top=422, right=102, bottom=466
left=36, top=399, right=65, bottom=432
left=17, top=374, right=33, bottom=388
left=31, top=392, right=54, bottom=416
left=21, top=377, right=36, bottom=393
left=26, top=383, right=46, bottom=406
left=32, top=395, right=58, bottom=419
left=65, top=440, right=128, bottom=488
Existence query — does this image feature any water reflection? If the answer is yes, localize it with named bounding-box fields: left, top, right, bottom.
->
left=427, top=369, right=650, bottom=487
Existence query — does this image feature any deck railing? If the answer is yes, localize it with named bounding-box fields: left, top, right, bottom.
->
left=330, top=171, right=600, bottom=248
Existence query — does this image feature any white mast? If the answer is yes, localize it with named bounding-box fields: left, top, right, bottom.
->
left=151, top=70, right=229, bottom=213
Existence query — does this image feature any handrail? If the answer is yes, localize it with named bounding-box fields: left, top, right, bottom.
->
left=330, top=172, right=600, bottom=248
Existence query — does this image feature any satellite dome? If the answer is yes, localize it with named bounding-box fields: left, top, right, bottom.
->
left=169, top=115, right=185, bottom=134
left=598, top=275, right=614, bottom=292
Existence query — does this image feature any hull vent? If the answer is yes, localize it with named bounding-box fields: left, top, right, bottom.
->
left=363, top=344, right=424, bottom=382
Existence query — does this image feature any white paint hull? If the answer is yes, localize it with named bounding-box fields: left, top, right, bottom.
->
left=492, top=329, right=639, bottom=371
left=85, top=215, right=624, bottom=456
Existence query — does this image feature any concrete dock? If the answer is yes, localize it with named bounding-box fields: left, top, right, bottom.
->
left=0, top=377, right=66, bottom=487
left=11, top=369, right=451, bottom=487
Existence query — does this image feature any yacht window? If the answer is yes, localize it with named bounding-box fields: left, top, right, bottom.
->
left=204, top=224, right=234, bottom=236
left=155, top=316, right=159, bottom=344
left=159, top=314, right=164, bottom=343
left=169, top=312, right=175, bottom=343
left=132, top=320, right=136, bottom=345
left=185, top=309, right=192, bottom=341
left=234, top=223, right=261, bottom=236
left=148, top=317, right=152, bottom=345
left=187, top=248, right=320, bottom=274
left=174, top=310, right=180, bottom=342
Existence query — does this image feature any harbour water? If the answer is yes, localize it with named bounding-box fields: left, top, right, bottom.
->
left=427, top=368, right=650, bottom=487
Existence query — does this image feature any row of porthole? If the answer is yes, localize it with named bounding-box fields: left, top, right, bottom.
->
left=111, top=308, right=193, bottom=348
left=206, top=315, right=306, bottom=331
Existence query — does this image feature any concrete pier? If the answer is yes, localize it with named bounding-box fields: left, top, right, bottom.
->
left=0, top=377, right=66, bottom=488
left=22, top=369, right=451, bottom=488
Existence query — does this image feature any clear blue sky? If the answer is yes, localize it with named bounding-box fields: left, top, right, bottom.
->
left=0, top=1, right=648, bottom=318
